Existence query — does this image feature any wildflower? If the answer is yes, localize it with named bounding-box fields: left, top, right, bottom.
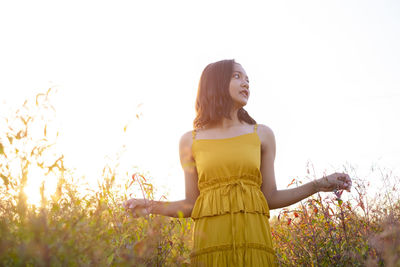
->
left=333, top=189, right=343, bottom=200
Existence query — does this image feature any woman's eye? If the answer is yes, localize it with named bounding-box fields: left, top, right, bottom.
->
left=233, top=73, right=240, bottom=78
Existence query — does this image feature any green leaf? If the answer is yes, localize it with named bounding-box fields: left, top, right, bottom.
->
left=107, top=254, right=114, bottom=265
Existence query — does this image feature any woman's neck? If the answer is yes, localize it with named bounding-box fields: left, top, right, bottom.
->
left=205, top=116, right=246, bottom=131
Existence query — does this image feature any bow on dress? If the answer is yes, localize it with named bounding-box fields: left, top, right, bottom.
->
left=221, top=180, right=249, bottom=265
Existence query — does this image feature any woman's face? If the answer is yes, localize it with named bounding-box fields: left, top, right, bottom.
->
left=229, top=63, right=250, bottom=108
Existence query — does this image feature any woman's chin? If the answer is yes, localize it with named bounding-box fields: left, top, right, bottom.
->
left=233, top=98, right=248, bottom=108
left=240, top=99, right=248, bottom=106
left=236, top=102, right=247, bottom=108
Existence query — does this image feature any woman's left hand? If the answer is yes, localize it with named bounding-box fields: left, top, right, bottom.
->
left=316, top=172, right=352, bottom=192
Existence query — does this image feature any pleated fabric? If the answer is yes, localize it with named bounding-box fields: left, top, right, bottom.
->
left=190, top=124, right=278, bottom=266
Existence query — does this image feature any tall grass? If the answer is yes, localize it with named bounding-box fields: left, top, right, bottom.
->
left=271, top=166, right=400, bottom=266
left=0, top=90, right=192, bottom=266
left=0, top=89, right=398, bottom=266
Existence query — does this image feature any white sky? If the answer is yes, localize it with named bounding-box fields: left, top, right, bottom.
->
left=1, top=1, right=399, bottom=213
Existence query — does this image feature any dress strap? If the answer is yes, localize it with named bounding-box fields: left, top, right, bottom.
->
left=192, top=129, right=196, bottom=140
left=254, top=124, right=258, bottom=132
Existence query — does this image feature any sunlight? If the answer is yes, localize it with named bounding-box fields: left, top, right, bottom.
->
left=23, top=164, right=58, bottom=207
left=0, top=1, right=399, bottom=265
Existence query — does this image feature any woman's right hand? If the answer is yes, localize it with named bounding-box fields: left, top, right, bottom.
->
left=123, top=198, right=152, bottom=217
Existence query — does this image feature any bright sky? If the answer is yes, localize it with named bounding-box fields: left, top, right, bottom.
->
left=1, top=1, right=399, bottom=214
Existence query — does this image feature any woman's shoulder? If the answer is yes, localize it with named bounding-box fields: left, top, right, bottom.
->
left=179, top=130, right=196, bottom=160
left=256, top=123, right=274, bottom=134
left=179, top=130, right=193, bottom=149
left=255, top=123, right=275, bottom=146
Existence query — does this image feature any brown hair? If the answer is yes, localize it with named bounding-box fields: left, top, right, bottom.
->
left=193, top=59, right=257, bottom=130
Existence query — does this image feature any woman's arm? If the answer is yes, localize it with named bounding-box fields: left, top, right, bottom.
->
left=147, top=199, right=195, bottom=218
left=124, top=131, right=200, bottom=218
left=258, top=124, right=351, bottom=210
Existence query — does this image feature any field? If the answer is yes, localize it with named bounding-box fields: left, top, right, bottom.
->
left=1, top=90, right=399, bottom=266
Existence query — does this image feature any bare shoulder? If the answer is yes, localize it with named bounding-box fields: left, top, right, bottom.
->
left=256, top=124, right=276, bottom=151
left=179, top=130, right=194, bottom=146
left=179, top=130, right=195, bottom=159
left=257, top=124, right=275, bottom=139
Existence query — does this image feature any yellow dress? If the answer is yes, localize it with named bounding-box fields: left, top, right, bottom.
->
left=190, top=124, right=278, bottom=266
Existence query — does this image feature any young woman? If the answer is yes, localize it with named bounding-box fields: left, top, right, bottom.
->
left=123, top=59, right=352, bottom=266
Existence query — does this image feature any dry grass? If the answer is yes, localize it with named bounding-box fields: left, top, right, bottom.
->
left=0, top=89, right=398, bottom=266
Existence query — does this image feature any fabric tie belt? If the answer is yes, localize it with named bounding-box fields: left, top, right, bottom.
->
left=221, top=180, right=249, bottom=265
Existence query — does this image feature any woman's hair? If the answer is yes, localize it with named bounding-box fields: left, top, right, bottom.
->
left=193, top=59, right=257, bottom=130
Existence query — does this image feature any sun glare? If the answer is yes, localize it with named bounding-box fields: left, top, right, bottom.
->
left=23, top=165, right=58, bottom=207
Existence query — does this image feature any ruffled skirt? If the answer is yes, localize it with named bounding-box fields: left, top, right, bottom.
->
left=190, top=211, right=277, bottom=266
